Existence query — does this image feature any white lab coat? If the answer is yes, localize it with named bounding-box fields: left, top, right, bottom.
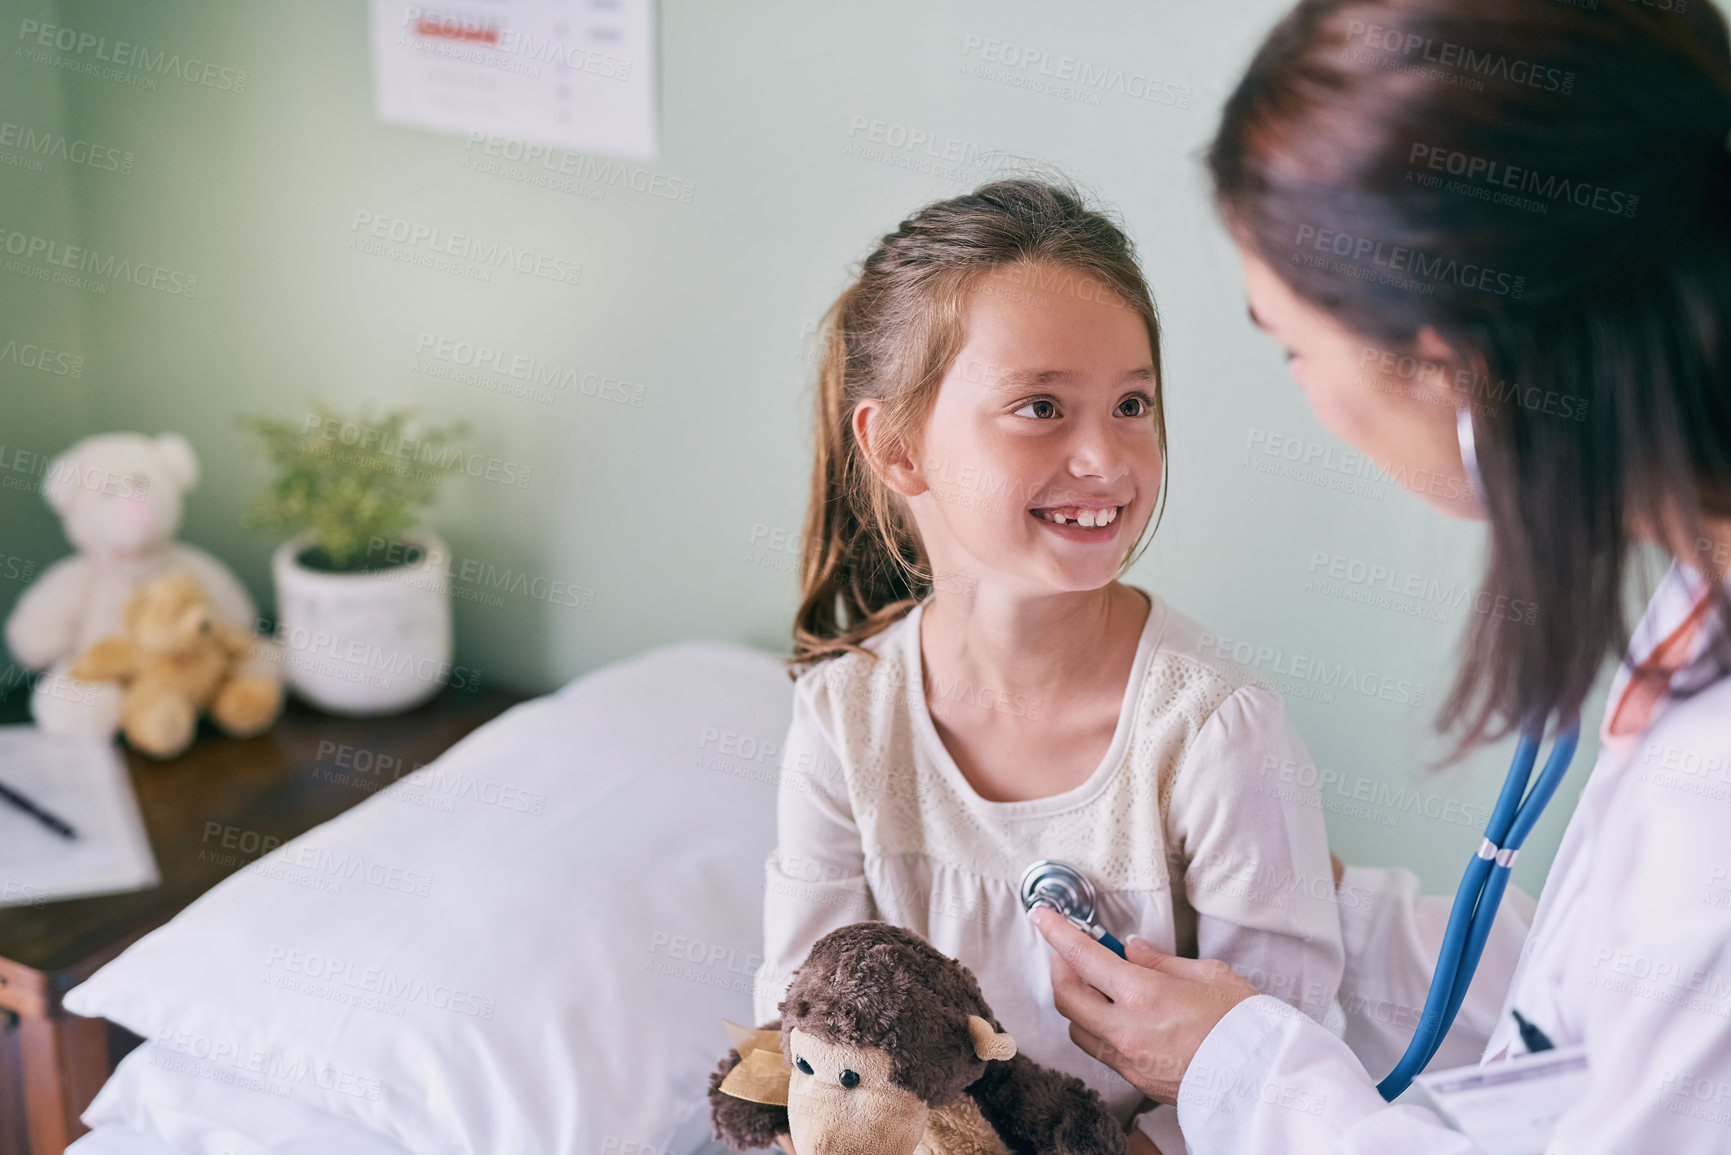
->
left=1174, top=560, right=1731, bottom=1153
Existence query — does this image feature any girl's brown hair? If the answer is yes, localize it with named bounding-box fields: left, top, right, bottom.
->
left=1209, top=0, right=1731, bottom=752
left=787, top=178, right=1167, bottom=675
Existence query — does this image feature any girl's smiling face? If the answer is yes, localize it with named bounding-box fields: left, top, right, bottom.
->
left=854, top=262, right=1164, bottom=594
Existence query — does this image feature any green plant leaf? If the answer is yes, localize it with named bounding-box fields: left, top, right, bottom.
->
left=238, top=401, right=471, bottom=571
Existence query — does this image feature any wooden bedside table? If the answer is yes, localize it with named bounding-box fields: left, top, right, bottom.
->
left=0, top=683, right=532, bottom=1155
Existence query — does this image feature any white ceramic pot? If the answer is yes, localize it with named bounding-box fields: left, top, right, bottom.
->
left=270, top=529, right=454, bottom=715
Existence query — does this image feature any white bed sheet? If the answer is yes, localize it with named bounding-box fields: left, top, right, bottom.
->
left=67, top=1126, right=181, bottom=1155
left=71, top=1122, right=751, bottom=1155
left=67, top=639, right=792, bottom=1154
left=67, top=1119, right=402, bottom=1155
left=75, top=1030, right=749, bottom=1155
left=72, top=1032, right=422, bottom=1155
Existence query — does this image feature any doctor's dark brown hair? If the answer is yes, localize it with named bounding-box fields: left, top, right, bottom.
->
left=788, top=179, right=1167, bottom=673
left=1209, top=0, right=1731, bottom=752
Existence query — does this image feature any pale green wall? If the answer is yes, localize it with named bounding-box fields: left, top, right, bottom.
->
left=0, top=0, right=95, bottom=614
left=5, top=0, right=1652, bottom=891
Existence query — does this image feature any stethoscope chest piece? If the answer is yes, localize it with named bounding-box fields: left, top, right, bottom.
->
left=1020, top=859, right=1098, bottom=924
left=1019, top=858, right=1127, bottom=958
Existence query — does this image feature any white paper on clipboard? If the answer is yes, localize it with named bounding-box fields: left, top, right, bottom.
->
left=0, top=726, right=159, bottom=907
left=369, top=0, right=657, bottom=161
left=1415, top=1044, right=1590, bottom=1155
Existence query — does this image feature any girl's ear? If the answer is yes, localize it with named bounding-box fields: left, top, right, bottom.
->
left=851, top=399, right=926, bottom=498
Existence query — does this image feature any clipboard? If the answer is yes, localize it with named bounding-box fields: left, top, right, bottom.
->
left=0, top=725, right=159, bottom=906
left=1415, top=1044, right=1590, bottom=1155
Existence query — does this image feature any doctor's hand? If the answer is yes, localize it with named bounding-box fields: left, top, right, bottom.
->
left=1029, top=904, right=1259, bottom=1104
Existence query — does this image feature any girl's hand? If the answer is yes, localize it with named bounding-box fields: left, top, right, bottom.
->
left=775, top=1132, right=796, bottom=1155
left=1028, top=905, right=1259, bottom=1104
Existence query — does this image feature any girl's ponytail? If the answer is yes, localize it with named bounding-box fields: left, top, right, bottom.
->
left=788, top=289, right=927, bottom=672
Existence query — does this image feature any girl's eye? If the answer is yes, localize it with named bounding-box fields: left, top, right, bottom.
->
left=1014, top=393, right=1156, bottom=420
left=795, top=1057, right=813, bottom=1075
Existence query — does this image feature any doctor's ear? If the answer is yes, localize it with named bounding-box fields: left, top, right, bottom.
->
left=1362, top=325, right=1468, bottom=414
left=1413, top=327, right=1453, bottom=359
left=851, top=399, right=926, bottom=499
left=1411, top=326, right=1465, bottom=398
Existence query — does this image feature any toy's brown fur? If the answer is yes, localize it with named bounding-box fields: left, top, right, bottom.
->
left=70, top=570, right=282, bottom=759
left=708, top=922, right=1127, bottom=1154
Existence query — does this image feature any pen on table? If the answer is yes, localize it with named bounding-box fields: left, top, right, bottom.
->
left=0, top=776, right=78, bottom=840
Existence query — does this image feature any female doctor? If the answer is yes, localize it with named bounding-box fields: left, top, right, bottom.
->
left=1030, top=0, right=1731, bottom=1150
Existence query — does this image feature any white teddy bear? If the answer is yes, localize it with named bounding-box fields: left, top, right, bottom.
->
left=3, top=431, right=283, bottom=739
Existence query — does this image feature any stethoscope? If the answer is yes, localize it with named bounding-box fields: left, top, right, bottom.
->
left=1020, top=860, right=1128, bottom=958
left=1375, top=410, right=1581, bottom=1099
left=1020, top=410, right=1583, bottom=1103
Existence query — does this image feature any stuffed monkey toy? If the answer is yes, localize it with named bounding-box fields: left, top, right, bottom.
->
left=708, top=921, right=1128, bottom=1155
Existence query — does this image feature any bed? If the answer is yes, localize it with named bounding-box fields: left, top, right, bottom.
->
left=61, top=640, right=792, bottom=1155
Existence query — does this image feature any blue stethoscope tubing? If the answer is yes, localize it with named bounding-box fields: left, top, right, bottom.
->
left=1087, top=923, right=1128, bottom=959
left=1376, top=716, right=1581, bottom=1100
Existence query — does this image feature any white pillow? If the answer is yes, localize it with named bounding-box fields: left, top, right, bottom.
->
left=74, top=1057, right=418, bottom=1155
left=67, top=641, right=793, bottom=1155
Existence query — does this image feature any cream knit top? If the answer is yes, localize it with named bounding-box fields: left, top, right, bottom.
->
left=755, top=588, right=1346, bottom=1143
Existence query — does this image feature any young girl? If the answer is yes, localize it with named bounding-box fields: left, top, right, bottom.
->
left=755, top=179, right=1344, bottom=1152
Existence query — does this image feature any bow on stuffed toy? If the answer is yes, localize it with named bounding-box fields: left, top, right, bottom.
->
left=708, top=921, right=1127, bottom=1155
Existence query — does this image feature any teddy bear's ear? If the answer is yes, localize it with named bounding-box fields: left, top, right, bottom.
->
left=154, top=433, right=199, bottom=493
left=966, top=1014, right=1017, bottom=1062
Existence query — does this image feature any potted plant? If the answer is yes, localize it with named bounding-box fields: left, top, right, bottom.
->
left=240, top=401, right=471, bottom=715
